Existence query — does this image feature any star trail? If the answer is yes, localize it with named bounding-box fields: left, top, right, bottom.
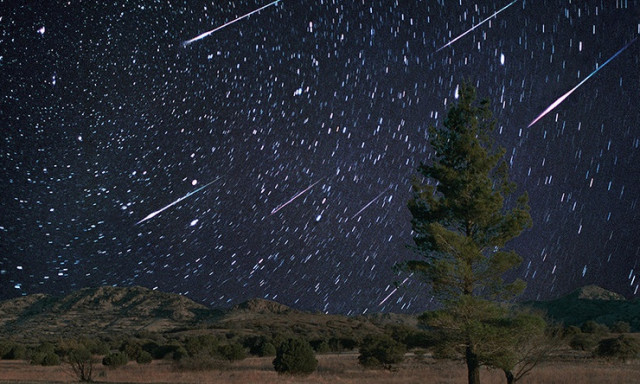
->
left=1, top=1, right=639, bottom=314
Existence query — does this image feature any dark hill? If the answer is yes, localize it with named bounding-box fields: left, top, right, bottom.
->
left=0, top=286, right=222, bottom=339
left=528, top=285, right=640, bottom=331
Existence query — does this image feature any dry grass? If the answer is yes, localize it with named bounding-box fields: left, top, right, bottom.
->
left=0, top=354, right=639, bottom=384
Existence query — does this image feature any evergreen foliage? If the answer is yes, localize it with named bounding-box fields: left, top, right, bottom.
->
left=272, top=338, right=318, bottom=375
left=358, top=334, right=406, bottom=369
left=405, top=83, right=532, bottom=384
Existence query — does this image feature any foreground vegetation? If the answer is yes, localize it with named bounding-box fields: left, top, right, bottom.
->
left=1, top=316, right=638, bottom=383
left=1, top=351, right=639, bottom=384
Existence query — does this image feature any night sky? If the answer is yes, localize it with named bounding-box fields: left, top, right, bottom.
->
left=2, top=0, right=639, bottom=315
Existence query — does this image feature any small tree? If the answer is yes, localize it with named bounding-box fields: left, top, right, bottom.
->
left=273, top=338, right=318, bottom=375
left=478, top=311, right=557, bottom=384
left=358, top=334, right=406, bottom=369
left=404, top=83, right=532, bottom=384
left=67, top=347, right=95, bottom=382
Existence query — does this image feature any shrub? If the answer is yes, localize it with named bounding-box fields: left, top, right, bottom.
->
left=581, top=320, right=609, bottom=334
left=4, top=344, right=27, bottom=360
left=273, top=338, right=318, bottom=375
left=218, top=343, right=246, bottom=361
left=136, top=350, right=153, bottom=364
left=172, top=346, right=189, bottom=361
left=358, top=334, right=406, bottom=369
left=102, top=351, right=129, bottom=368
left=311, top=339, right=330, bottom=354
left=564, top=325, right=582, bottom=337
left=258, top=342, right=277, bottom=357
left=595, top=335, right=640, bottom=361
left=611, top=321, right=631, bottom=334
left=184, top=334, right=218, bottom=357
left=569, top=333, right=598, bottom=351
left=120, top=340, right=142, bottom=361
left=31, top=352, right=60, bottom=366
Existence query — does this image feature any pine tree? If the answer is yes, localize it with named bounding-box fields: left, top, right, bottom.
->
left=406, top=83, right=532, bottom=384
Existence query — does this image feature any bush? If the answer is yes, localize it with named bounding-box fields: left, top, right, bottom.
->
left=102, top=351, right=129, bottom=368
left=569, top=333, right=598, bottom=351
left=581, top=320, right=609, bottom=334
left=218, top=343, right=246, bottom=361
left=172, top=346, right=189, bottom=361
left=184, top=334, right=218, bottom=357
left=595, top=335, right=640, bottom=361
left=273, top=338, right=318, bottom=375
left=31, top=352, right=60, bottom=366
left=136, top=350, right=153, bottom=364
left=310, top=339, right=330, bottom=354
left=611, top=321, right=631, bottom=334
left=258, top=342, right=277, bottom=357
left=120, top=340, right=142, bottom=361
left=358, top=334, right=406, bottom=369
left=4, top=344, right=27, bottom=360
left=564, top=325, right=582, bottom=337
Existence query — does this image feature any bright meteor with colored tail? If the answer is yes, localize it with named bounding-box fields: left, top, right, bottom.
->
left=135, top=177, right=220, bottom=225
left=528, top=38, right=637, bottom=128
left=436, top=0, right=519, bottom=52
left=183, top=0, right=281, bottom=46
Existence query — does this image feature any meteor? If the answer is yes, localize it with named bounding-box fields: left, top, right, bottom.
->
left=183, top=0, right=281, bottom=46
left=350, top=187, right=391, bottom=220
left=270, top=178, right=323, bottom=215
left=528, top=38, right=637, bottom=128
left=436, top=0, right=519, bottom=52
left=378, top=276, right=411, bottom=306
left=135, top=177, right=220, bottom=225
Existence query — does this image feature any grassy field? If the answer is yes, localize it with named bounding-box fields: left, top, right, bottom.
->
left=1, top=353, right=639, bottom=384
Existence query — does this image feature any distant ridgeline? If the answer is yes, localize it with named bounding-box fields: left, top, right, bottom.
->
left=0, top=284, right=637, bottom=342
left=526, top=285, right=640, bottom=331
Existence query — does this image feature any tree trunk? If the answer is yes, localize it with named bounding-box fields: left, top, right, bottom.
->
left=505, top=370, right=515, bottom=384
left=466, top=344, right=480, bottom=384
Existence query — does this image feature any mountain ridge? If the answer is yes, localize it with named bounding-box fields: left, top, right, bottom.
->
left=0, top=284, right=637, bottom=341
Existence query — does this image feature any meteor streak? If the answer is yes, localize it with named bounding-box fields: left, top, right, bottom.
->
left=350, top=187, right=391, bottom=220
left=436, top=0, right=519, bottom=52
left=270, top=178, right=323, bottom=215
left=183, top=0, right=281, bottom=46
left=528, top=38, right=638, bottom=128
left=378, top=276, right=411, bottom=306
left=135, top=177, right=220, bottom=225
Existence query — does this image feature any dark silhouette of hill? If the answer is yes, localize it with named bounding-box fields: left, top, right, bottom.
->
left=527, top=285, right=640, bottom=331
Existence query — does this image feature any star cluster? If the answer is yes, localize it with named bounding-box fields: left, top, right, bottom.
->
left=1, top=0, right=639, bottom=314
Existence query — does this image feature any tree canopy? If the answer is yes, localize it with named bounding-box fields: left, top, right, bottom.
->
left=404, top=83, right=532, bottom=384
